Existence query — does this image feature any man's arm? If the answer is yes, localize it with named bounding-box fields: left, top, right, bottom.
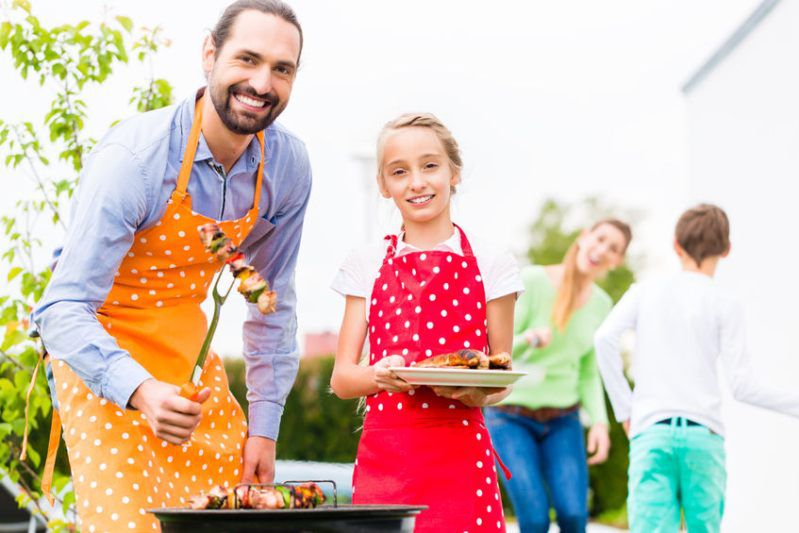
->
left=33, top=143, right=153, bottom=409
left=240, top=151, right=312, bottom=440
left=594, top=284, right=640, bottom=423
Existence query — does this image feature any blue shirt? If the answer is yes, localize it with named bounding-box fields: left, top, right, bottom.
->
left=33, top=91, right=312, bottom=440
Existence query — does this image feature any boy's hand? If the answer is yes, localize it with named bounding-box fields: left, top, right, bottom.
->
left=524, top=327, right=552, bottom=349
left=373, top=355, right=416, bottom=393
left=586, top=422, right=611, bottom=465
left=622, top=420, right=630, bottom=438
left=430, top=386, right=507, bottom=407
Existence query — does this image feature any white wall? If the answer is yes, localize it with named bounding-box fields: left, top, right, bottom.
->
left=685, top=1, right=799, bottom=531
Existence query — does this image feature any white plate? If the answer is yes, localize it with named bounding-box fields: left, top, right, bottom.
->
left=388, top=366, right=533, bottom=388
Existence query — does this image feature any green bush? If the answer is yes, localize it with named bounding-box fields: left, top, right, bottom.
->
left=225, top=356, right=361, bottom=462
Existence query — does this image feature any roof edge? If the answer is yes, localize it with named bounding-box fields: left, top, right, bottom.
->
left=682, top=0, right=782, bottom=94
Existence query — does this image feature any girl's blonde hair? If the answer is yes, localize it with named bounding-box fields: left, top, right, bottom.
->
left=376, top=113, right=463, bottom=191
left=551, top=218, right=632, bottom=331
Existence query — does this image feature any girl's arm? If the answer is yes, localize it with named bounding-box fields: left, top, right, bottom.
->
left=482, top=292, right=516, bottom=404
left=330, top=295, right=414, bottom=399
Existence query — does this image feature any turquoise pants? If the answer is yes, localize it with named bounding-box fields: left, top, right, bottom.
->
left=628, top=418, right=726, bottom=533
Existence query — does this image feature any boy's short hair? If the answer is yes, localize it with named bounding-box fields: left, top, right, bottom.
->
left=675, top=204, right=730, bottom=266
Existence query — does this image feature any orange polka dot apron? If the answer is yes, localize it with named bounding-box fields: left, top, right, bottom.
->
left=47, top=96, right=263, bottom=533
left=352, top=226, right=508, bottom=532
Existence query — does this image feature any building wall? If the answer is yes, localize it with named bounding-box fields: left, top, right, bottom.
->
left=685, top=1, right=799, bottom=531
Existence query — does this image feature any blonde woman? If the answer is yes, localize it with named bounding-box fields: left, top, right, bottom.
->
left=485, top=219, right=631, bottom=533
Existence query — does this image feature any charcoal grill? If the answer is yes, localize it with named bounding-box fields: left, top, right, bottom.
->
left=148, top=480, right=426, bottom=532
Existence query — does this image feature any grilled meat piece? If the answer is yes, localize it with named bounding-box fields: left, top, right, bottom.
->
left=413, top=349, right=512, bottom=370
left=414, top=349, right=483, bottom=368
left=488, top=352, right=512, bottom=369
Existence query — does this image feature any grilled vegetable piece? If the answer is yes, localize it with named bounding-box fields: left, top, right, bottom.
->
left=414, top=349, right=484, bottom=368
left=488, top=352, right=512, bottom=369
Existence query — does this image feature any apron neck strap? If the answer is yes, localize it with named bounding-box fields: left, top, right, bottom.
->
left=382, top=224, right=473, bottom=260
left=177, top=96, right=267, bottom=208
left=251, top=131, right=265, bottom=211
left=176, top=96, right=204, bottom=195
left=453, top=224, right=475, bottom=257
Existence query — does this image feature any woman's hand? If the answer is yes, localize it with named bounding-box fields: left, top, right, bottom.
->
left=524, top=327, right=552, bottom=349
left=429, top=386, right=508, bottom=407
left=373, top=355, right=416, bottom=393
left=586, top=422, right=611, bottom=465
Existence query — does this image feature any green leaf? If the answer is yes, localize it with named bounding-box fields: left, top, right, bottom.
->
left=115, top=15, right=133, bottom=33
left=7, top=266, right=23, bottom=282
left=61, top=490, right=76, bottom=517
left=24, top=443, right=40, bottom=467
left=2, top=329, right=28, bottom=352
left=0, top=22, right=12, bottom=49
left=12, top=0, right=32, bottom=14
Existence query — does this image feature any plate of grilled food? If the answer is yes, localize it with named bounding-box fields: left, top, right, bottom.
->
left=389, top=349, right=531, bottom=388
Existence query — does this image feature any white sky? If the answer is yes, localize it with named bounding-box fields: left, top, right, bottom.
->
left=1, top=0, right=761, bottom=356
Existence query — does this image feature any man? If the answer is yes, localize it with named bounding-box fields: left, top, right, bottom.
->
left=33, top=1, right=309, bottom=530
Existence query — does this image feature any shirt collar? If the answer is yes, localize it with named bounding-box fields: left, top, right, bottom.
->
left=395, top=227, right=463, bottom=257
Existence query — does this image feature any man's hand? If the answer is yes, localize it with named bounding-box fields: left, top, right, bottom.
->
left=129, top=378, right=210, bottom=445
left=242, top=436, right=276, bottom=484
left=586, top=422, right=611, bottom=465
left=373, top=355, right=416, bottom=393
left=430, top=386, right=507, bottom=407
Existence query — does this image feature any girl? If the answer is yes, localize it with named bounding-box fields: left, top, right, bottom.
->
left=484, top=219, right=632, bottom=533
left=330, top=113, right=523, bottom=532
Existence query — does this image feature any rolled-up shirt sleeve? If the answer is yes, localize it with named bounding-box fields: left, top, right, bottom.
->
left=240, top=149, right=312, bottom=440
left=33, top=143, right=154, bottom=409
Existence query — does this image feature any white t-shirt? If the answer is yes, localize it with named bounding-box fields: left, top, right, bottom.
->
left=595, top=270, right=799, bottom=437
left=332, top=229, right=523, bottom=319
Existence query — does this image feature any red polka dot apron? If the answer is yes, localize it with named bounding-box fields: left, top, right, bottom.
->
left=352, top=225, right=507, bottom=532
left=47, top=95, right=262, bottom=533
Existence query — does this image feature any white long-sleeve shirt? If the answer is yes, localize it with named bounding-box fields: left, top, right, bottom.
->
left=594, top=270, right=799, bottom=437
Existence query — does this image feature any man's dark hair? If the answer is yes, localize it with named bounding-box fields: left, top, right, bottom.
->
left=675, top=203, right=731, bottom=266
left=212, top=0, right=303, bottom=64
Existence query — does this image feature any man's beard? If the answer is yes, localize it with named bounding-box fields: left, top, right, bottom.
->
left=208, top=79, right=284, bottom=135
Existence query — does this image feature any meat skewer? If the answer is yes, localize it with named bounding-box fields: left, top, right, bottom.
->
left=188, top=483, right=326, bottom=510
left=180, top=224, right=277, bottom=400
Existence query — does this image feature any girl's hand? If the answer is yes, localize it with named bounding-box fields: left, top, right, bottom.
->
left=586, top=422, right=611, bottom=465
left=429, top=386, right=508, bottom=407
left=524, top=327, right=552, bottom=349
left=373, top=355, right=416, bottom=393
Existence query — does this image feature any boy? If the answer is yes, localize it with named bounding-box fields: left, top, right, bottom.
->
left=594, top=204, right=799, bottom=533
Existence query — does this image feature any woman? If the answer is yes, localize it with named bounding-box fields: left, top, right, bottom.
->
left=485, top=219, right=632, bottom=533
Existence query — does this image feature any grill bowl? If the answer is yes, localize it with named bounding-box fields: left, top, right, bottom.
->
left=149, top=504, right=426, bottom=532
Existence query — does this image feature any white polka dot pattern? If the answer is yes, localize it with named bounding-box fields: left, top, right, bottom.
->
left=354, top=227, right=504, bottom=531
left=49, top=122, right=265, bottom=532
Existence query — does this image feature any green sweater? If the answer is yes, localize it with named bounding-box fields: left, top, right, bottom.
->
left=501, top=265, right=611, bottom=425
